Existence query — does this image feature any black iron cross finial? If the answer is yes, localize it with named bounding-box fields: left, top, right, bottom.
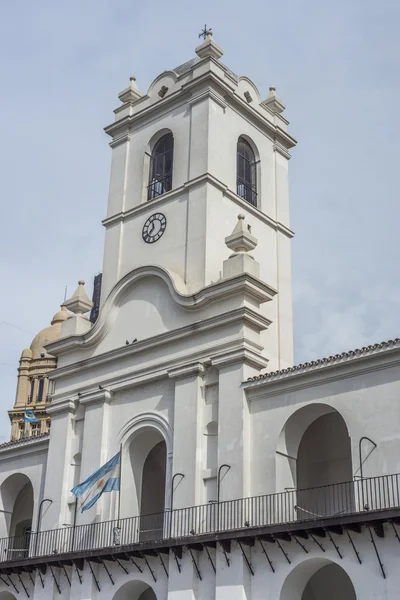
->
left=199, top=24, right=212, bottom=40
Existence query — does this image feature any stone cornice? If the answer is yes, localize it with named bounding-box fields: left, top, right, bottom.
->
left=101, top=172, right=294, bottom=239
left=0, top=435, right=49, bottom=458
left=48, top=307, right=269, bottom=383
left=168, top=362, right=205, bottom=380
left=78, top=389, right=111, bottom=407
left=244, top=339, right=400, bottom=398
left=50, top=338, right=261, bottom=402
left=46, top=399, right=76, bottom=416
left=211, top=347, right=269, bottom=371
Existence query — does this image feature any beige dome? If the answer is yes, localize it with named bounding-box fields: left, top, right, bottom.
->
left=30, top=305, right=69, bottom=358
left=20, top=348, right=33, bottom=359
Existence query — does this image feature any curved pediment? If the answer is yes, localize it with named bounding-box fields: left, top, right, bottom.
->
left=94, top=273, right=193, bottom=355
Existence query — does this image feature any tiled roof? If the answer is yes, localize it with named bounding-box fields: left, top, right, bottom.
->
left=0, top=433, right=49, bottom=452
left=247, top=338, right=400, bottom=383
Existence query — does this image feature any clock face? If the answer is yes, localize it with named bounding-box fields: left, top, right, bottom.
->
left=142, top=213, right=167, bottom=244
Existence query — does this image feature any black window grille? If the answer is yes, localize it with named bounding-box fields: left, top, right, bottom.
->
left=148, top=133, right=173, bottom=200
left=237, top=138, right=257, bottom=206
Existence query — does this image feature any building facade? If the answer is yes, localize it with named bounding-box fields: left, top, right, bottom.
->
left=8, top=306, right=69, bottom=441
left=0, top=32, right=399, bottom=600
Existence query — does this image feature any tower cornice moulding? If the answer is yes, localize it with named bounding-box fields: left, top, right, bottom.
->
left=105, top=69, right=296, bottom=152
left=101, top=172, right=294, bottom=239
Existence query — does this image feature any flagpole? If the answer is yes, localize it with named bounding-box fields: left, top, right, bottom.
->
left=117, top=444, right=122, bottom=524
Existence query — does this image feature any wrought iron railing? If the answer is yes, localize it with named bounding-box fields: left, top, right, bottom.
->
left=1, top=473, right=399, bottom=563
left=237, top=179, right=257, bottom=206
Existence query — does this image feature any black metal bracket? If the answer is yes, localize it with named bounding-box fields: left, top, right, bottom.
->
left=237, top=540, right=254, bottom=576
left=293, top=535, right=308, bottom=553
left=49, top=565, right=61, bottom=595
left=27, top=572, right=35, bottom=587
left=189, top=549, right=202, bottom=580
left=346, top=530, right=362, bottom=564
left=7, top=575, right=19, bottom=594
left=126, top=553, right=143, bottom=573
left=101, top=560, right=114, bottom=585
left=61, top=565, right=71, bottom=587
left=274, top=537, right=291, bottom=564
left=368, top=526, right=385, bottom=579
left=114, top=558, right=129, bottom=575
left=258, top=538, right=274, bottom=573
left=205, top=546, right=216, bottom=574
left=172, top=547, right=182, bottom=573
left=37, top=570, right=45, bottom=588
left=309, top=533, right=325, bottom=552
left=158, top=552, right=169, bottom=578
left=17, top=573, right=29, bottom=598
left=87, top=561, right=101, bottom=592
left=142, top=554, right=156, bottom=582
left=0, top=574, right=9, bottom=587
left=74, top=564, right=82, bottom=585
left=326, top=530, right=342, bottom=559
left=220, top=539, right=231, bottom=567
left=392, top=522, right=400, bottom=544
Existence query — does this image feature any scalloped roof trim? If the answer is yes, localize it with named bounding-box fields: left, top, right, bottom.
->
left=0, top=433, right=49, bottom=451
left=247, top=338, right=400, bottom=383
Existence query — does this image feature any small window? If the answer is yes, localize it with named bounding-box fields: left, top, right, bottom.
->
left=37, top=378, right=44, bottom=403
left=237, top=137, right=257, bottom=206
left=148, top=133, right=174, bottom=200
left=27, top=379, right=35, bottom=404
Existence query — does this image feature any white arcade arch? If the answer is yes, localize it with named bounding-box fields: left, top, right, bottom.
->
left=280, top=558, right=356, bottom=600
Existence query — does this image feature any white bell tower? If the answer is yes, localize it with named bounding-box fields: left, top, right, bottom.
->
left=101, top=32, right=296, bottom=370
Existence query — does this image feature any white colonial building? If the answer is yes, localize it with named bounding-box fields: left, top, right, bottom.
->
left=0, top=31, right=399, bottom=600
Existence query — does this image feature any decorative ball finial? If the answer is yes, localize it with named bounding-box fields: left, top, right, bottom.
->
left=130, top=76, right=136, bottom=81
left=78, top=280, right=85, bottom=285
left=269, top=86, right=276, bottom=92
left=238, top=213, right=245, bottom=220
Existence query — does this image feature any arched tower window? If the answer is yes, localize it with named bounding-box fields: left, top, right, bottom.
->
left=237, top=137, right=257, bottom=206
left=148, top=133, right=174, bottom=200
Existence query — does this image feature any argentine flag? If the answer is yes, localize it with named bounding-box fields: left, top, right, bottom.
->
left=72, top=451, right=120, bottom=512
left=24, top=410, right=38, bottom=423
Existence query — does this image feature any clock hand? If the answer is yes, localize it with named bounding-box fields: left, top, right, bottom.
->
left=148, top=222, right=154, bottom=235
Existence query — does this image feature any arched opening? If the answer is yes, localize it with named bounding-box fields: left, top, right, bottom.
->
left=0, top=474, right=34, bottom=559
left=0, top=592, right=18, bottom=600
left=125, top=428, right=167, bottom=541
left=148, top=132, right=174, bottom=200
left=112, top=579, right=157, bottom=600
left=280, top=559, right=356, bottom=600
left=237, top=136, right=258, bottom=206
left=276, top=404, right=353, bottom=518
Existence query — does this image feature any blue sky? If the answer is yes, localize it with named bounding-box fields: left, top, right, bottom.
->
left=0, top=0, right=399, bottom=440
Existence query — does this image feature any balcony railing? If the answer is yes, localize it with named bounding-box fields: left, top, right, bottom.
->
left=1, top=473, right=399, bottom=563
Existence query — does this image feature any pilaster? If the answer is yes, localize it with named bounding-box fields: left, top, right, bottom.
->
left=77, top=390, right=112, bottom=525
left=168, top=362, right=205, bottom=509
left=41, top=399, right=76, bottom=531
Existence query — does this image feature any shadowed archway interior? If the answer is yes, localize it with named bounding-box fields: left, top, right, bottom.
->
left=302, top=563, right=356, bottom=600
left=280, top=559, right=356, bottom=600
left=112, top=579, right=157, bottom=600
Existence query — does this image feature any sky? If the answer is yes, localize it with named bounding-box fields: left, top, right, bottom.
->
left=0, top=0, right=399, bottom=440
